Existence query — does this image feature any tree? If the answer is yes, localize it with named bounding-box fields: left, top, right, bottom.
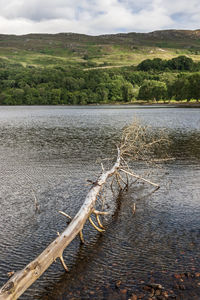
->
left=137, top=58, right=166, bottom=71
left=187, top=73, right=200, bottom=100
left=50, top=89, right=62, bottom=105
left=167, top=56, right=194, bottom=71
left=137, top=59, right=153, bottom=71
left=0, top=92, right=13, bottom=105
left=121, top=82, right=134, bottom=102
left=138, top=80, right=167, bottom=101
left=168, top=75, right=190, bottom=100
left=96, top=84, right=109, bottom=102
left=11, top=88, right=25, bottom=104
left=168, top=73, right=200, bottom=101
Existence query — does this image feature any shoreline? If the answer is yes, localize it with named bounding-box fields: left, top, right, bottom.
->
left=87, top=101, right=200, bottom=108
left=102, top=100, right=200, bottom=106
left=0, top=102, right=200, bottom=108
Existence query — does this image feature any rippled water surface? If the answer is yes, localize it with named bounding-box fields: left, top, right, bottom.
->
left=0, top=105, right=200, bottom=299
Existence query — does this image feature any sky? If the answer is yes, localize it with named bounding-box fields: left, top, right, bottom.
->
left=0, top=0, right=200, bottom=35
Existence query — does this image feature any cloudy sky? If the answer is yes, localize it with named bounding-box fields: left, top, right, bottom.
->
left=0, top=0, right=199, bottom=35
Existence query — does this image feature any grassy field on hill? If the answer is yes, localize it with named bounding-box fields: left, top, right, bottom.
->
left=1, top=30, right=200, bottom=68
left=1, top=44, right=199, bottom=69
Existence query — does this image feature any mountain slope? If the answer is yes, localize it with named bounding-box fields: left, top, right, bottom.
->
left=1, top=30, right=200, bottom=68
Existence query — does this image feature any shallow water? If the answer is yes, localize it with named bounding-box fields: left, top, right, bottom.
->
left=0, top=105, right=199, bottom=299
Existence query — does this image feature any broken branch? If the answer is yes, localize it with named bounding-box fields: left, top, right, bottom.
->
left=120, top=168, right=160, bottom=189
left=58, top=211, right=72, bottom=220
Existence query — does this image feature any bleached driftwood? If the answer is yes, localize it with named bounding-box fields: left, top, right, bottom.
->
left=0, top=121, right=170, bottom=300
left=0, top=150, right=121, bottom=300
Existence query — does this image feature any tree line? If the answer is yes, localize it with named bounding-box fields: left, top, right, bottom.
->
left=137, top=55, right=200, bottom=72
left=0, top=56, right=200, bottom=105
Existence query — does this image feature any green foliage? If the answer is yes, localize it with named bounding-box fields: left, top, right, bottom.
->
left=137, top=58, right=166, bottom=71
left=169, top=73, right=200, bottom=101
left=137, top=55, right=196, bottom=72
left=0, top=55, right=200, bottom=105
left=121, top=82, right=134, bottom=102
left=138, top=80, right=167, bottom=101
left=167, top=56, right=194, bottom=71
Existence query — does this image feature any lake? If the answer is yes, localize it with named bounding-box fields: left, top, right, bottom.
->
left=0, top=105, right=199, bottom=299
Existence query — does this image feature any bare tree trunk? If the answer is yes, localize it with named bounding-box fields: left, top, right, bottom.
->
left=0, top=150, right=121, bottom=300
left=0, top=121, right=170, bottom=300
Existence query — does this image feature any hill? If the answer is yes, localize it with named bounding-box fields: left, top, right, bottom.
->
left=1, top=30, right=200, bottom=68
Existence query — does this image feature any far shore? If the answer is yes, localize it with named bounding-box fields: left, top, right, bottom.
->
left=0, top=101, right=200, bottom=108
left=87, top=101, right=200, bottom=108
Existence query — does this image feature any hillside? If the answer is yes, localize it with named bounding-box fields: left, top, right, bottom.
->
left=1, top=30, right=200, bottom=68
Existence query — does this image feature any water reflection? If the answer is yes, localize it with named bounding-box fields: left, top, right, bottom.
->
left=0, top=106, right=199, bottom=299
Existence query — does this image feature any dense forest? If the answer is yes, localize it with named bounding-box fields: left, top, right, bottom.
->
left=0, top=55, right=200, bottom=105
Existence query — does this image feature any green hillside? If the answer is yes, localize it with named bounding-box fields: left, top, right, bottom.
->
left=1, top=30, right=200, bottom=105
left=1, top=30, right=200, bottom=68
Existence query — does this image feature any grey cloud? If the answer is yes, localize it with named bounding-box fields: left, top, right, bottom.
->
left=0, top=0, right=78, bottom=21
left=0, top=0, right=199, bottom=35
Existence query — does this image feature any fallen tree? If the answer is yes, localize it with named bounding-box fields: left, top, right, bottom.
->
left=0, top=121, right=170, bottom=299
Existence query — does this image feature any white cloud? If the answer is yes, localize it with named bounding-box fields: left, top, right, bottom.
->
left=0, top=0, right=199, bottom=35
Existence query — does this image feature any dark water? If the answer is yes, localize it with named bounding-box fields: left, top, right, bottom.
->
left=0, top=106, right=199, bottom=299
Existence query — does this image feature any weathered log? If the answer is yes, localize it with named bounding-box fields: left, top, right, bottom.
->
left=0, top=121, right=170, bottom=299
left=0, top=149, right=121, bottom=300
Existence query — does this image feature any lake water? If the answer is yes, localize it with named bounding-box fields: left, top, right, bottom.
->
left=0, top=105, right=199, bottom=299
